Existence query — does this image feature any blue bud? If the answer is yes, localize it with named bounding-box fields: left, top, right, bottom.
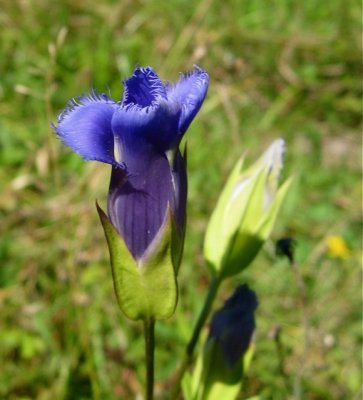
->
left=191, top=285, right=258, bottom=399
left=208, top=284, right=258, bottom=367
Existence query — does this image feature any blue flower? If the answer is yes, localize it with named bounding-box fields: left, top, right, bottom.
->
left=208, top=284, right=258, bottom=367
left=54, top=66, right=209, bottom=263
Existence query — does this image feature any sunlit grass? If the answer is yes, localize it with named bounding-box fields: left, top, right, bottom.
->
left=0, top=0, right=361, bottom=399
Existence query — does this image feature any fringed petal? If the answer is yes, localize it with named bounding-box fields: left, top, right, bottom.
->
left=122, top=66, right=167, bottom=108
left=54, top=66, right=208, bottom=262
left=167, top=65, right=209, bottom=134
left=112, top=100, right=181, bottom=153
left=54, top=91, right=118, bottom=164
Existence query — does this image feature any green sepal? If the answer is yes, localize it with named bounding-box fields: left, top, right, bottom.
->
left=97, top=203, right=178, bottom=321
left=189, top=339, right=256, bottom=400
left=219, top=168, right=269, bottom=278
left=190, top=339, right=254, bottom=400
left=204, top=157, right=245, bottom=273
left=220, top=175, right=292, bottom=279
left=257, top=177, right=292, bottom=239
left=220, top=233, right=264, bottom=279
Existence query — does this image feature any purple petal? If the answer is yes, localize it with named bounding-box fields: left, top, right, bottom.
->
left=112, top=101, right=181, bottom=154
left=54, top=91, right=118, bottom=164
left=170, top=149, right=187, bottom=235
left=169, top=149, right=187, bottom=270
left=167, top=66, right=209, bottom=134
left=122, top=66, right=167, bottom=107
left=107, top=146, right=174, bottom=259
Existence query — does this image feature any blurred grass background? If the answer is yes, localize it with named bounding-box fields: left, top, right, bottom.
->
left=0, top=0, right=361, bottom=399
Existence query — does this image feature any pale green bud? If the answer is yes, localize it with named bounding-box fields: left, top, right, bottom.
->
left=204, top=139, right=291, bottom=278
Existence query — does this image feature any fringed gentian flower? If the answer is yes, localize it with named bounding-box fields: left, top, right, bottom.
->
left=53, top=66, right=209, bottom=320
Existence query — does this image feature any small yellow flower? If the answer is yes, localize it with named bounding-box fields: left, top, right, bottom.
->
left=326, top=235, right=350, bottom=258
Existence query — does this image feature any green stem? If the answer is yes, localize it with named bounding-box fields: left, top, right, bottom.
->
left=144, top=319, right=155, bottom=400
left=169, top=276, right=221, bottom=400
